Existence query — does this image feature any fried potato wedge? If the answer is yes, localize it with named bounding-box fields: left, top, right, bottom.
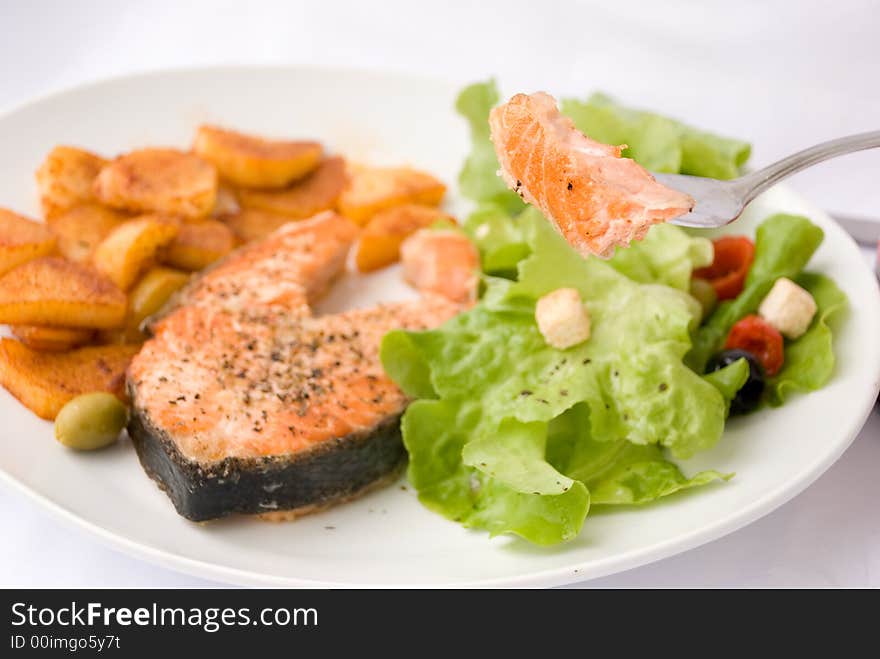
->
left=96, top=324, right=143, bottom=346
left=0, top=257, right=126, bottom=328
left=10, top=325, right=94, bottom=352
left=236, top=156, right=347, bottom=218
left=92, top=216, right=179, bottom=290
left=160, top=219, right=235, bottom=270
left=129, top=266, right=190, bottom=327
left=211, top=182, right=240, bottom=217
left=194, top=125, right=322, bottom=189
left=337, top=164, right=446, bottom=225
left=355, top=204, right=454, bottom=272
left=46, top=203, right=127, bottom=263
left=93, top=148, right=218, bottom=219
left=35, top=146, right=108, bottom=219
left=96, top=327, right=144, bottom=345
left=219, top=208, right=291, bottom=243
left=0, top=208, right=57, bottom=276
left=99, top=265, right=190, bottom=344
left=0, top=339, right=138, bottom=419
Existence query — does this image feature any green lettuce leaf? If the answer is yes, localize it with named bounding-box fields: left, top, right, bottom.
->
left=465, top=202, right=714, bottom=289
left=687, top=214, right=825, bottom=372
left=462, top=202, right=529, bottom=278
left=500, top=213, right=725, bottom=459
left=587, top=449, right=730, bottom=505
left=561, top=93, right=751, bottom=179
left=545, top=403, right=730, bottom=506
left=767, top=273, right=847, bottom=405
left=608, top=223, right=714, bottom=291
left=703, top=357, right=750, bottom=416
left=455, top=80, right=524, bottom=215
left=403, top=398, right=590, bottom=545
left=462, top=418, right=577, bottom=496
left=382, top=212, right=732, bottom=544
left=703, top=358, right=750, bottom=402
left=746, top=215, right=826, bottom=286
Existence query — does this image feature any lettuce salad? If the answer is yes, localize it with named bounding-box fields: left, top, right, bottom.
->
left=380, top=81, right=846, bottom=545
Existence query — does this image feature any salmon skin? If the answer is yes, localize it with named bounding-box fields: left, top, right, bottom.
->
left=127, top=211, right=461, bottom=521
left=129, top=396, right=405, bottom=521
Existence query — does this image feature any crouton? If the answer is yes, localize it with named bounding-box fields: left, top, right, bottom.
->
left=535, top=288, right=591, bottom=349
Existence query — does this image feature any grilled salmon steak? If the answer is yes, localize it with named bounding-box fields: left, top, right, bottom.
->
left=127, top=211, right=462, bottom=521
left=489, top=91, right=694, bottom=258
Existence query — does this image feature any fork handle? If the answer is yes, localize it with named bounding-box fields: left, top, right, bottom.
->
left=737, top=130, right=880, bottom=203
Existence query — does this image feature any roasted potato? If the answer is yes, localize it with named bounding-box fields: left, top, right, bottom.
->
left=92, top=215, right=179, bottom=290
left=10, top=325, right=94, bottom=352
left=46, top=203, right=127, bottom=263
left=194, top=125, right=322, bottom=189
left=0, top=339, right=138, bottom=419
left=211, top=182, right=240, bottom=217
left=161, top=219, right=235, bottom=270
left=99, top=265, right=191, bottom=345
left=337, top=164, right=446, bottom=225
left=219, top=208, right=291, bottom=243
left=0, top=257, right=126, bottom=328
left=0, top=208, right=57, bottom=276
left=96, top=327, right=145, bottom=345
left=236, top=156, right=346, bottom=219
left=355, top=204, right=454, bottom=272
left=35, top=146, right=108, bottom=219
left=93, top=148, right=218, bottom=219
left=129, top=265, right=190, bottom=326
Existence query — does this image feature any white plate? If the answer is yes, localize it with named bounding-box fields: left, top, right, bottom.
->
left=1, top=67, right=878, bottom=588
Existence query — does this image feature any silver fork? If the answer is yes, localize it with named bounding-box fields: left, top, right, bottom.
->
left=656, top=131, right=880, bottom=229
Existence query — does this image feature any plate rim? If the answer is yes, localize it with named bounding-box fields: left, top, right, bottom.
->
left=1, top=64, right=878, bottom=588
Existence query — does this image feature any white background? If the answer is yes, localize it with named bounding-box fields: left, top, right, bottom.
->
left=0, top=0, right=878, bottom=587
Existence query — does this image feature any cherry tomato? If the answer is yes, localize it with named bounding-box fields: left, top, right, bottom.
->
left=693, top=236, right=755, bottom=300
left=724, top=315, right=784, bottom=376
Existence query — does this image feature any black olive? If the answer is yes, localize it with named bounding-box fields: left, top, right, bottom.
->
left=706, top=349, right=765, bottom=415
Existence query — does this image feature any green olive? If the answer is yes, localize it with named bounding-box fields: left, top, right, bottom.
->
left=689, top=277, right=718, bottom=320
left=54, top=393, right=129, bottom=451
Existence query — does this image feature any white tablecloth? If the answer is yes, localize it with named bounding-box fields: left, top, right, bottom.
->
left=1, top=0, right=878, bottom=587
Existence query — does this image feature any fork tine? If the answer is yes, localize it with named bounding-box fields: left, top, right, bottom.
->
left=652, top=173, right=744, bottom=229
